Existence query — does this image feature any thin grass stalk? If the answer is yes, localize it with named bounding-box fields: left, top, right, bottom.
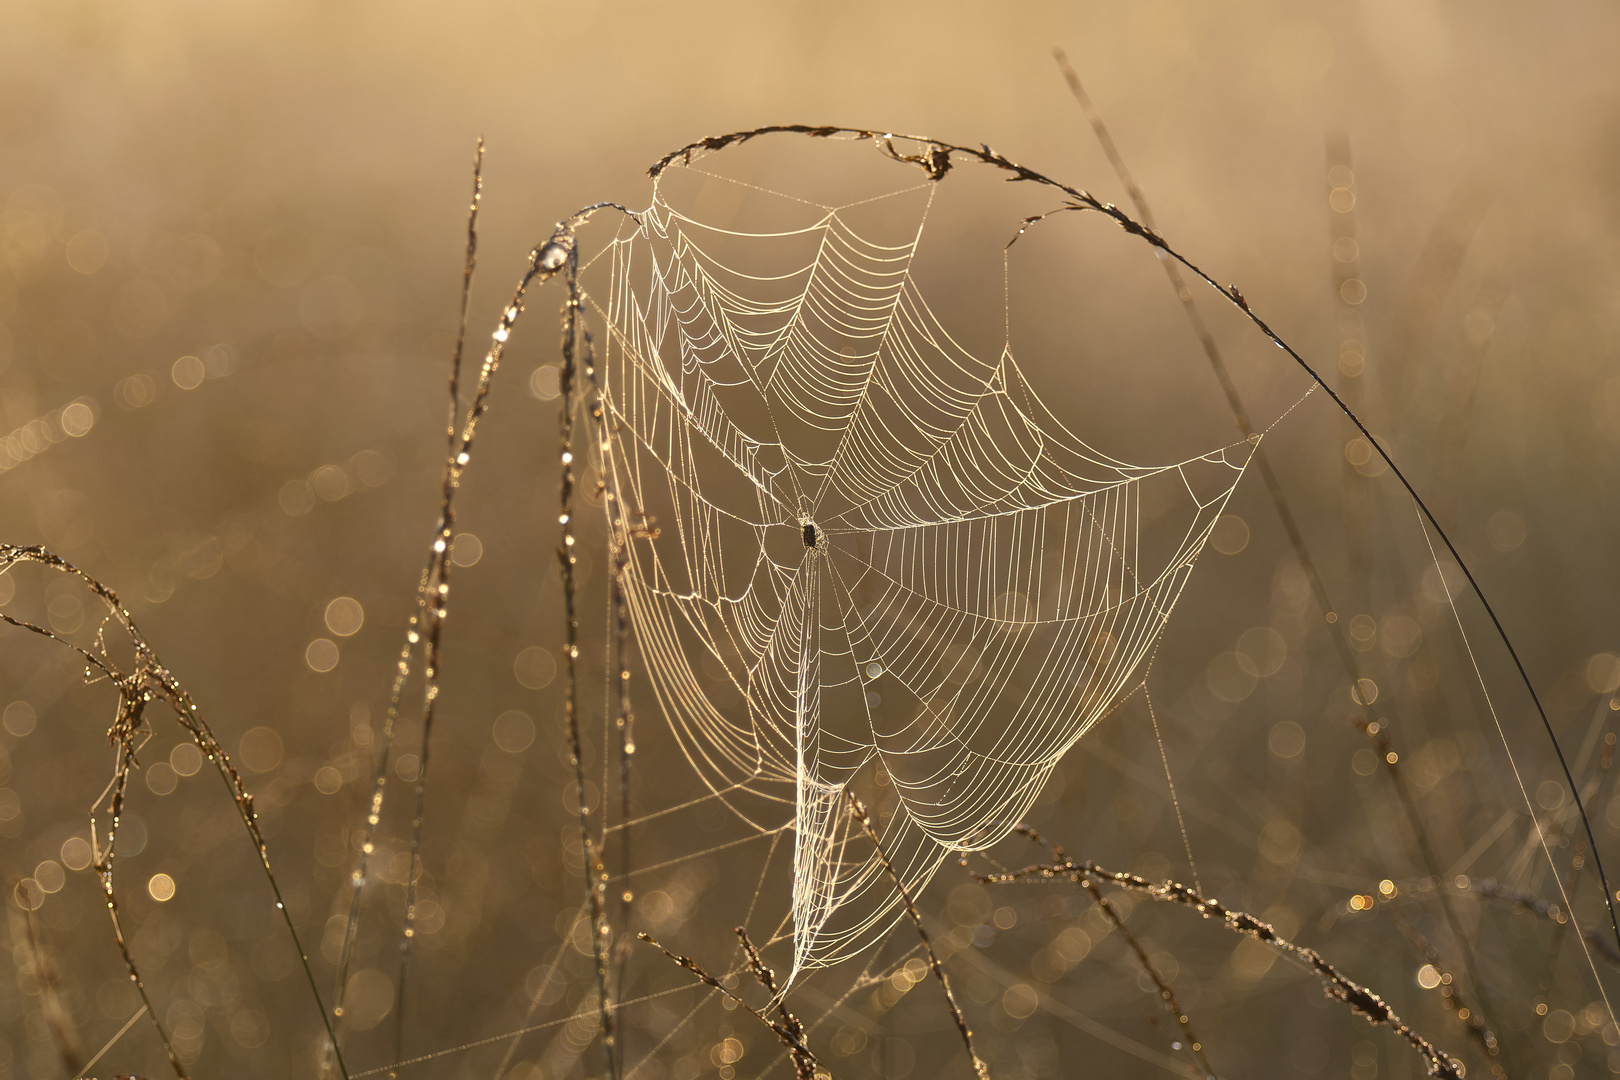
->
left=560, top=249, right=619, bottom=1080
left=387, top=132, right=486, bottom=1062
left=846, top=792, right=989, bottom=1079
left=574, top=274, right=654, bottom=1068
left=1388, top=913, right=1503, bottom=1074
left=1071, top=870, right=1216, bottom=1078
left=332, top=141, right=485, bottom=1069
left=391, top=136, right=485, bottom=1063
left=20, top=872, right=83, bottom=1072
left=734, top=927, right=816, bottom=1080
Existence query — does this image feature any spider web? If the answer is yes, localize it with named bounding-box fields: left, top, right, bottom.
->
left=593, top=163, right=1252, bottom=979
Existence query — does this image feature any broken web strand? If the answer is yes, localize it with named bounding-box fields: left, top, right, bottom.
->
left=1140, top=679, right=1201, bottom=896
left=594, top=159, right=1252, bottom=980
left=645, top=124, right=1620, bottom=986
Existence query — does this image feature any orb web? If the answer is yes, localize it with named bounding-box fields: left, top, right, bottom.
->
left=592, top=160, right=1252, bottom=979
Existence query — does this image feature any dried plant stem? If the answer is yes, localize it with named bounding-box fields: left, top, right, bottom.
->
left=981, top=827, right=1465, bottom=1080
left=1459, top=877, right=1620, bottom=967
left=647, top=122, right=1620, bottom=961
left=0, top=545, right=345, bottom=1079
left=91, top=735, right=186, bottom=1079
left=847, top=792, right=989, bottom=1079
left=1388, top=913, right=1503, bottom=1075
left=561, top=252, right=619, bottom=1080
left=635, top=932, right=820, bottom=1074
left=571, top=244, right=653, bottom=1045
left=20, top=888, right=82, bottom=1073
left=393, top=134, right=485, bottom=1064
left=734, top=927, right=816, bottom=1080
left=1071, top=870, right=1215, bottom=1078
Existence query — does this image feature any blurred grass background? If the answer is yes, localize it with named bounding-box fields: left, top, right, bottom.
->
left=3, top=1, right=1620, bottom=1078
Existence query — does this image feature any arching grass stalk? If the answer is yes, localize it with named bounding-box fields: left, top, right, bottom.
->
left=1048, top=54, right=1502, bottom=1044
left=647, top=123, right=1620, bottom=969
